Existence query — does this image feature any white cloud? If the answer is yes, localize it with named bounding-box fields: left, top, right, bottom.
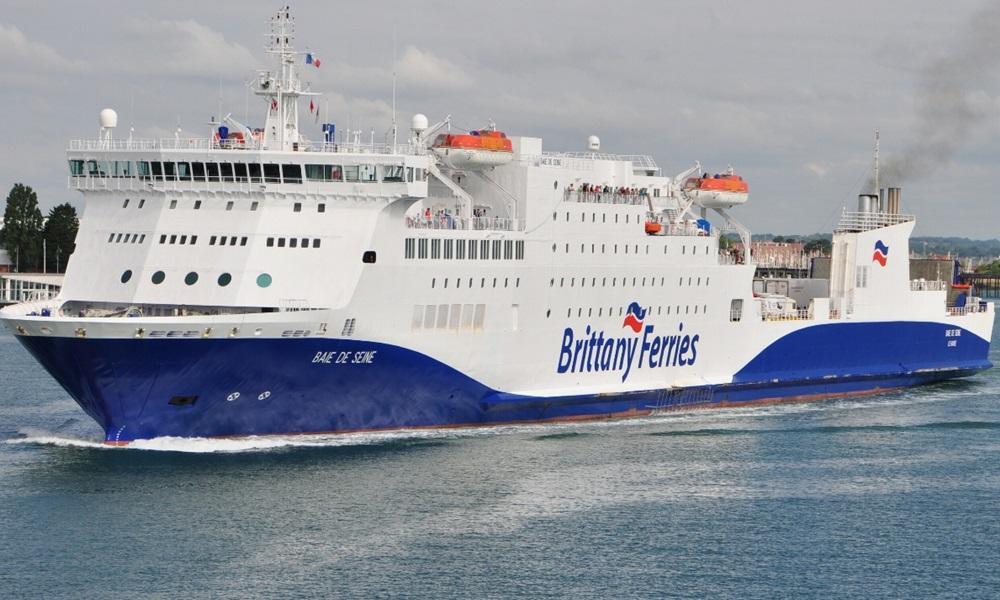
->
left=804, top=162, right=830, bottom=177
left=397, top=46, right=473, bottom=91
left=120, top=18, right=257, bottom=80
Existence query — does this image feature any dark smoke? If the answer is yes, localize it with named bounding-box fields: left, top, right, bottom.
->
left=877, top=3, right=1000, bottom=187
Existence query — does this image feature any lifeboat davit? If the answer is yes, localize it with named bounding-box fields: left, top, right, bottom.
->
left=683, top=173, right=749, bottom=208
left=432, top=129, right=514, bottom=170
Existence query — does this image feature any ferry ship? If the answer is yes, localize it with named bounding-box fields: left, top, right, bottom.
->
left=1, top=8, right=993, bottom=444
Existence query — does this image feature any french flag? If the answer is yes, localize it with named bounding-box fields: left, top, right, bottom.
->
left=305, top=52, right=321, bottom=68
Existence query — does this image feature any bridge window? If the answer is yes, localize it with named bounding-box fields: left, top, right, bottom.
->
left=177, top=162, right=191, bottom=181
left=263, top=163, right=280, bottom=183
left=191, top=162, right=206, bottom=181
left=382, top=165, right=405, bottom=182
left=68, top=159, right=84, bottom=176
left=206, top=162, right=220, bottom=182
left=360, top=164, right=377, bottom=182
left=281, top=164, right=302, bottom=184
left=344, top=165, right=360, bottom=182
left=221, top=162, right=236, bottom=182
left=247, top=163, right=262, bottom=183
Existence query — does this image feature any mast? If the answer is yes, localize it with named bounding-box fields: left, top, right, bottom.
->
left=254, top=6, right=317, bottom=151
left=873, top=128, right=880, bottom=196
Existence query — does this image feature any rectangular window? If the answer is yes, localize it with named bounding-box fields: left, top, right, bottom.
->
left=317, top=203, right=326, bottom=213
left=68, top=159, right=84, bottom=176
left=418, top=238, right=428, bottom=258
left=730, top=299, right=743, bottom=322
left=193, top=200, right=202, bottom=210
left=344, top=165, right=360, bottom=182
left=461, top=304, right=474, bottom=330
left=176, top=163, right=191, bottom=181
left=481, top=240, right=489, bottom=260
left=115, top=160, right=133, bottom=177
left=456, top=240, right=466, bottom=259
left=290, top=238, right=298, bottom=248
left=169, top=235, right=177, bottom=244
left=211, top=236, right=218, bottom=245
left=430, top=238, right=441, bottom=259
left=312, top=239, right=321, bottom=248
left=159, top=234, right=166, bottom=244
left=473, top=304, right=486, bottom=331
left=169, top=199, right=177, bottom=209
left=190, top=235, right=198, bottom=245
left=305, top=164, right=331, bottom=181
left=278, top=238, right=286, bottom=247
left=300, top=238, right=308, bottom=248
left=240, top=237, right=247, bottom=246
left=136, top=161, right=151, bottom=180
left=468, top=239, right=477, bottom=259
left=226, top=201, right=234, bottom=211
left=359, top=164, right=377, bottom=182
left=281, top=164, right=302, bottom=184
left=247, top=163, right=262, bottom=183
left=221, top=162, right=235, bottom=182
left=179, top=235, right=187, bottom=244
left=265, top=237, right=273, bottom=247
left=443, top=239, right=453, bottom=259
left=503, top=240, right=513, bottom=260
left=406, top=167, right=414, bottom=182
left=151, top=161, right=164, bottom=181
left=293, top=202, right=302, bottom=213
left=229, top=237, right=237, bottom=246
left=330, top=165, right=343, bottom=181
left=163, top=162, right=176, bottom=180
left=250, top=201, right=259, bottom=211
left=492, top=240, right=502, bottom=259
left=231, top=163, right=247, bottom=183
left=206, top=162, right=220, bottom=182
left=382, top=165, right=405, bottom=182
left=191, top=162, right=206, bottom=181
left=263, top=163, right=280, bottom=183
left=404, top=238, right=415, bottom=259
left=515, top=240, right=525, bottom=260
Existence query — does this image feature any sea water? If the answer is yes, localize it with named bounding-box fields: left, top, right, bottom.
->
left=1, top=325, right=998, bottom=598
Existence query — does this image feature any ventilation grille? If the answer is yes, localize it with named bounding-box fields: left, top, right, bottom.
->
left=341, top=318, right=356, bottom=337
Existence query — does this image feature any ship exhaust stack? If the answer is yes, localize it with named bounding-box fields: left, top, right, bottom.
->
left=887, top=187, right=901, bottom=215
left=857, top=194, right=878, bottom=213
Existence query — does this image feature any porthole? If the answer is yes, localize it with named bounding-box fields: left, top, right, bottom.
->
left=151, top=271, right=165, bottom=284
left=256, top=273, right=272, bottom=288
left=120, top=270, right=132, bottom=284
left=184, top=272, right=199, bottom=286
left=218, top=273, right=232, bottom=287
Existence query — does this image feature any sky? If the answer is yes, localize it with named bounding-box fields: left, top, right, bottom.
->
left=3, top=0, right=1000, bottom=237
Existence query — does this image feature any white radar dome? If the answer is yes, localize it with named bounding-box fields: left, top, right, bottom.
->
left=99, top=108, right=118, bottom=128
left=587, top=135, right=600, bottom=151
left=411, top=113, right=428, bottom=133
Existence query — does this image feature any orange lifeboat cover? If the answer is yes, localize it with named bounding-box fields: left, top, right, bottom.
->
left=645, top=221, right=662, bottom=234
left=684, top=174, right=748, bottom=193
left=433, top=130, right=513, bottom=152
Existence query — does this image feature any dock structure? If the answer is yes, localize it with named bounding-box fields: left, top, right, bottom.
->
left=0, top=273, right=64, bottom=307
left=959, top=273, right=1000, bottom=297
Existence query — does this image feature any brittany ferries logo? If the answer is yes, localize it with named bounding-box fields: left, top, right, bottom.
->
left=557, top=301, right=701, bottom=382
left=872, top=239, right=890, bottom=267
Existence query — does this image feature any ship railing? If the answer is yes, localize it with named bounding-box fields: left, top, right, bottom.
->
left=761, top=308, right=812, bottom=322
left=834, top=210, right=915, bottom=232
left=563, top=189, right=647, bottom=206
left=68, top=138, right=423, bottom=156
left=404, top=216, right=524, bottom=231
left=947, top=303, right=989, bottom=316
left=911, top=279, right=948, bottom=291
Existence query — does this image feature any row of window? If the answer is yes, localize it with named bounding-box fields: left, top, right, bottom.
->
left=411, top=304, right=486, bottom=332
left=266, top=237, right=322, bottom=249
left=552, top=242, right=713, bottom=256
left=71, top=159, right=427, bottom=185
left=431, top=276, right=521, bottom=289
left=108, top=232, right=147, bottom=244
left=549, top=275, right=711, bottom=289
left=555, top=211, right=645, bottom=224
left=404, top=238, right=526, bottom=261
left=557, top=304, right=711, bottom=320
left=120, top=269, right=271, bottom=288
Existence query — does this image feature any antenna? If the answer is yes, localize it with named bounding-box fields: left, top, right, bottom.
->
left=391, top=26, right=398, bottom=152
left=873, top=128, right=880, bottom=195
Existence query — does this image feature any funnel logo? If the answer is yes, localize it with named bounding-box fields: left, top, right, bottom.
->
left=623, top=302, right=646, bottom=333
left=872, top=240, right=889, bottom=267
left=557, top=301, right=701, bottom=382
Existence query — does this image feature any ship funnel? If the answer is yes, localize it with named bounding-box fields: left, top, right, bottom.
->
left=887, top=187, right=901, bottom=215
left=857, top=194, right=877, bottom=213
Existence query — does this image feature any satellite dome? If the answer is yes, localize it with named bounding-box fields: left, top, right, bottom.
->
left=99, top=108, right=118, bottom=128
left=411, top=113, right=429, bottom=133
left=587, top=135, right=600, bottom=151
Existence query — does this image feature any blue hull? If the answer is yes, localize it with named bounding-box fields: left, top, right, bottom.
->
left=14, top=321, right=992, bottom=442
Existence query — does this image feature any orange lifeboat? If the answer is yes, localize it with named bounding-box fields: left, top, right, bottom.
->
left=645, top=221, right=663, bottom=235
left=683, top=173, right=749, bottom=208
left=432, top=129, right=514, bottom=170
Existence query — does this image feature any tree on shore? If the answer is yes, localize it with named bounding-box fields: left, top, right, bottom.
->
left=42, top=203, right=79, bottom=272
left=0, top=183, right=44, bottom=272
